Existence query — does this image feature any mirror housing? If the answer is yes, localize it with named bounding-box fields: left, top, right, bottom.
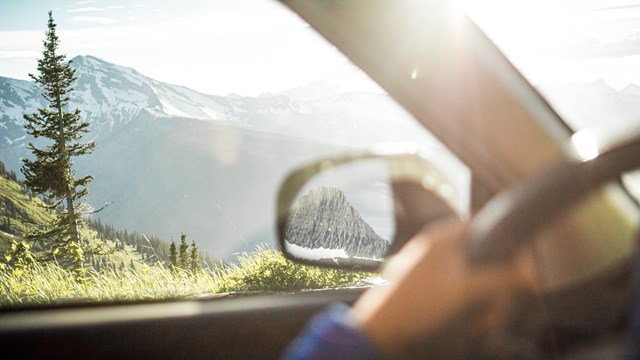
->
left=276, top=145, right=464, bottom=270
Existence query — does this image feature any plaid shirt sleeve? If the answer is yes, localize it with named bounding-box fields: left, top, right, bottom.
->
left=281, top=303, right=381, bottom=360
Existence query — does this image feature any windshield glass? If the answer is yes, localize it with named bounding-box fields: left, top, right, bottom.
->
left=0, top=0, right=469, bottom=307
left=463, top=0, right=640, bottom=201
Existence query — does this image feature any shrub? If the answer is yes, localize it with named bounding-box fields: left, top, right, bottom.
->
left=215, top=245, right=372, bottom=293
left=0, top=245, right=375, bottom=307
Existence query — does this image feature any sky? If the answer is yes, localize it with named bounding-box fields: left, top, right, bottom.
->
left=3, top=0, right=640, bottom=95
left=463, top=0, right=640, bottom=90
left=0, top=0, right=379, bottom=96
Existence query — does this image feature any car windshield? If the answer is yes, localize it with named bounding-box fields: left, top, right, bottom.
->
left=463, top=0, right=640, bottom=201
left=0, top=0, right=469, bottom=307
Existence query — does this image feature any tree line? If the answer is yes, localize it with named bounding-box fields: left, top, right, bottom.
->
left=86, top=218, right=217, bottom=270
left=0, top=162, right=19, bottom=183
left=1, top=161, right=217, bottom=274
left=169, top=233, right=203, bottom=272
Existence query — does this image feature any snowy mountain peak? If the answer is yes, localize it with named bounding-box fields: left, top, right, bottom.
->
left=620, top=83, right=640, bottom=97
left=535, top=79, right=640, bottom=130
left=72, top=55, right=148, bottom=90
left=68, top=55, right=313, bottom=124
left=70, top=55, right=241, bottom=125
left=73, top=55, right=117, bottom=70
left=589, top=79, right=618, bottom=96
left=1, top=54, right=429, bottom=157
left=70, top=56, right=159, bottom=128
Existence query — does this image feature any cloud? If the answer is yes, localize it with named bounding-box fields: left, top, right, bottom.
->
left=72, top=16, right=118, bottom=24
left=108, top=5, right=124, bottom=10
left=598, top=33, right=640, bottom=58
left=0, top=30, right=42, bottom=59
left=580, top=4, right=640, bottom=14
left=0, top=50, right=40, bottom=59
left=560, top=32, right=640, bottom=60
left=76, top=0, right=95, bottom=4
left=67, top=7, right=103, bottom=13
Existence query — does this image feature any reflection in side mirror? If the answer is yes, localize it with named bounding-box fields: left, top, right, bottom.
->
left=285, top=158, right=394, bottom=269
left=286, top=186, right=390, bottom=268
left=277, top=148, right=464, bottom=271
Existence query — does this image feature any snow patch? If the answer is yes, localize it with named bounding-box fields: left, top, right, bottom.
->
left=285, top=241, right=349, bottom=261
left=158, top=96, right=190, bottom=118
left=199, top=106, right=223, bottom=120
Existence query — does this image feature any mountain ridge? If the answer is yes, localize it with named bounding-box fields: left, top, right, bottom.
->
left=0, top=54, right=439, bottom=259
left=286, top=187, right=389, bottom=259
left=537, top=79, right=640, bottom=133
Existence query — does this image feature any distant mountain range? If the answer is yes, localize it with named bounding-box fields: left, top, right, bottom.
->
left=538, top=79, right=640, bottom=140
left=4, top=55, right=632, bottom=259
left=0, top=55, right=435, bottom=258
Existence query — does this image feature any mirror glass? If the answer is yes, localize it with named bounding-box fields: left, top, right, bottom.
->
left=283, top=159, right=394, bottom=268
left=279, top=153, right=462, bottom=270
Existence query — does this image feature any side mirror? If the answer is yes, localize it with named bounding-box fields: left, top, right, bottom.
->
left=276, top=147, right=464, bottom=270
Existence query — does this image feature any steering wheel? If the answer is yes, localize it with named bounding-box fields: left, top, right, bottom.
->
left=467, top=135, right=640, bottom=265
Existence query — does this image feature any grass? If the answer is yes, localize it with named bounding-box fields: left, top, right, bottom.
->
left=0, top=174, right=375, bottom=308
left=0, top=246, right=374, bottom=308
left=0, top=176, right=54, bottom=240
left=216, top=245, right=372, bottom=292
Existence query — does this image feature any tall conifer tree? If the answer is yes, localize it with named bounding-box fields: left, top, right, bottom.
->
left=189, top=240, right=201, bottom=272
left=178, top=233, right=189, bottom=269
left=21, top=11, right=96, bottom=276
left=169, top=240, right=178, bottom=270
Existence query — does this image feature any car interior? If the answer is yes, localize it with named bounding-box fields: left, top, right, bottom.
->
left=1, top=0, right=640, bottom=359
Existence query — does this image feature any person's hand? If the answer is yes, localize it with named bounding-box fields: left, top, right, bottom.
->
left=351, top=219, right=537, bottom=356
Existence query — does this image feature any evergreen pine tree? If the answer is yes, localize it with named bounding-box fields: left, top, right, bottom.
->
left=178, top=233, right=189, bottom=268
left=21, top=11, right=96, bottom=278
left=189, top=240, right=201, bottom=272
left=9, top=170, right=18, bottom=182
left=169, top=240, right=178, bottom=270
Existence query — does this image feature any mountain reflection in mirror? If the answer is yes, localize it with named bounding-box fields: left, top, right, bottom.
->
left=284, top=159, right=395, bottom=265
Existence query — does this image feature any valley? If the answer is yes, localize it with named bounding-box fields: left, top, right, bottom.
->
left=0, top=55, right=437, bottom=258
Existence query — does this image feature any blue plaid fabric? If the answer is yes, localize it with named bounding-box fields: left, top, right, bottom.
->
left=282, top=303, right=380, bottom=360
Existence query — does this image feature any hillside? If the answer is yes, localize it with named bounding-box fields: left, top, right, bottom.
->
left=0, top=164, right=374, bottom=307
left=0, top=166, right=146, bottom=271
left=0, top=161, right=215, bottom=271
left=0, top=165, right=53, bottom=251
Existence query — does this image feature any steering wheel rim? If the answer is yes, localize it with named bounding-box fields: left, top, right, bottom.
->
left=467, top=135, right=640, bottom=265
